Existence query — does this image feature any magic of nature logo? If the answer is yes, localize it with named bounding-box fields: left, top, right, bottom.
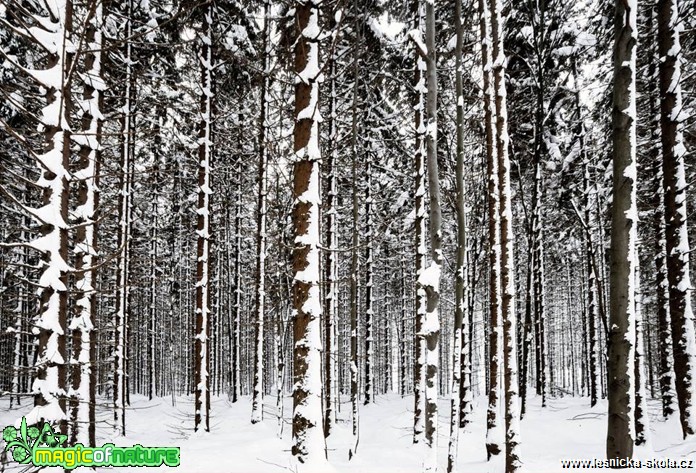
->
left=2, top=417, right=180, bottom=469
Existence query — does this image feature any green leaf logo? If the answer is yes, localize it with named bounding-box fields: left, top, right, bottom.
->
left=1, top=417, right=64, bottom=465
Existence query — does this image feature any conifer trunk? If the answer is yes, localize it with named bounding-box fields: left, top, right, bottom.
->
left=657, top=0, right=696, bottom=439
left=606, top=0, right=638, bottom=460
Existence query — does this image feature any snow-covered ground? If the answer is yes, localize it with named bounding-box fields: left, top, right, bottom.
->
left=1, top=393, right=693, bottom=472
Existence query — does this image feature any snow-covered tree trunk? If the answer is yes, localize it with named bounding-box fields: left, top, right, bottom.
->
left=479, top=0, right=502, bottom=461
left=411, top=0, right=427, bottom=446
left=231, top=155, right=243, bottom=403
left=568, top=57, right=599, bottom=405
left=69, top=0, right=104, bottom=447
left=194, top=1, right=214, bottom=433
left=148, top=192, right=158, bottom=400
left=654, top=166, right=675, bottom=418
left=634, top=254, right=650, bottom=446
left=148, top=105, right=164, bottom=400
left=26, top=0, right=74, bottom=439
left=323, top=38, right=339, bottom=437
left=251, top=0, right=271, bottom=425
left=291, top=0, right=326, bottom=464
left=647, top=6, right=675, bottom=416
left=606, top=0, right=637, bottom=460
left=532, top=162, right=547, bottom=406
left=460, top=236, right=473, bottom=427
left=364, top=159, right=374, bottom=405
left=113, top=0, right=135, bottom=437
left=10, top=250, right=25, bottom=409
left=349, top=11, right=361, bottom=458
left=657, top=0, right=696, bottom=439
left=400, top=253, right=408, bottom=397
left=490, top=0, right=521, bottom=469
left=420, top=2, right=441, bottom=470
left=520, top=243, right=533, bottom=417
left=582, top=162, right=599, bottom=408
left=447, top=0, right=468, bottom=468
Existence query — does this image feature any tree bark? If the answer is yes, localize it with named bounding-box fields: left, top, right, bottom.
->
left=448, top=0, right=468, bottom=468
left=421, top=2, right=441, bottom=470
left=291, top=0, right=326, bottom=463
left=480, top=0, right=502, bottom=461
left=194, top=0, right=214, bottom=433
left=490, top=0, right=521, bottom=470
left=657, top=0, right=696, bottom=439
left=251, top=0, right=271, bottom=425
left=606, top=0, right=638, bottom=460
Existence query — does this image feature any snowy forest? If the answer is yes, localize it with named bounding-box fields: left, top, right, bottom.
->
left=0, top=0, right=695, bottom=471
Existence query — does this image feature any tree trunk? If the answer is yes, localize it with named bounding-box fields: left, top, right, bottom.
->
left=606, top=0, right=638, bottom=460
left=364, top=160, right=374, bottom=405
left=349, top=7, right=362, bottom=458
left=412, top=0, right=427, bottom=446
left=291, top=0, right=326, bottom=463
left=69, top=0, right=103, bottom=447
left=490, top=0, right=521, bottom=470
left=28, top=0, right=73, bottom=441
left=480, top=0, right=502, bottom=461
left=251, top=0, right=271, bottom=425
left=634, top=255, right=650, bottom=445
left=657, top=0, right=696, bottom=439
left=648, top=1, right=675, bottom=418
left=113, top=0, right=135, bottom=436
left=421, top=2, right=441, bottom=470
left=448, top=0, right=468, bottom=468
left=194, top=1, right=214, bottom=433
left=323, top=35, right=339, bottom=437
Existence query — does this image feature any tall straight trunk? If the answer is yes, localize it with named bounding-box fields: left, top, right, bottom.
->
left=490, top=0, right=521, bottom=470
left=323, top=39, right=339, bottom=438
left=657, top=0, right=696, bottom=439
left=114, top=0, right=135, bottom=436
left=584, top=168, right=600, bottom=408
left=654, top=167, right=675, bottom=417
left=231, top=154, right=242, bottom=402
left=420, top=2, right=441, bottom=471
left=70, top=0, right=103, bottom=446
left=251, top=0, right=271, bottom=425
left=634, top=255, right=650, bottom=445
left=194, top=1, right=214, bottom=432
left=169, top=157, right=182, bottom=403
left=606, top=0, right=637, bottom=460
left=149, top=106, right=164, bottom=400
left=574, top=57, right=600, bottom=405
left=400, top=254, right=408, bottom=397
left=412, top=0, right=427, bottom=445
left=448, top=0, right=468, bottom=468
left=648, top=2, right=675, bottom=417
left=291, top=0, right=326, bottom=463
left=364, top=160, right=374, bottom=404
left=531, top=7, right=547, bottom=405
left=348, top=8, right=361, bottom=459
left=479, top=0, right=502, bottom=460
left=149, top=193, right=158, bottom=400
left=520, top=242, right=533, bottom=416
left=10, top=245, right=25, bottom=409
left=531, top=163, right=546, bottom=405
left=28, top=0, right=73, bottom=439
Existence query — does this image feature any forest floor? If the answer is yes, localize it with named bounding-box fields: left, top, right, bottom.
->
left=0, top=392, right=694, bottom=472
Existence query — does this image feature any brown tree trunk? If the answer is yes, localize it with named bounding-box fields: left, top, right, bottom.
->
left=606, top=0, right=638, bottom=460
